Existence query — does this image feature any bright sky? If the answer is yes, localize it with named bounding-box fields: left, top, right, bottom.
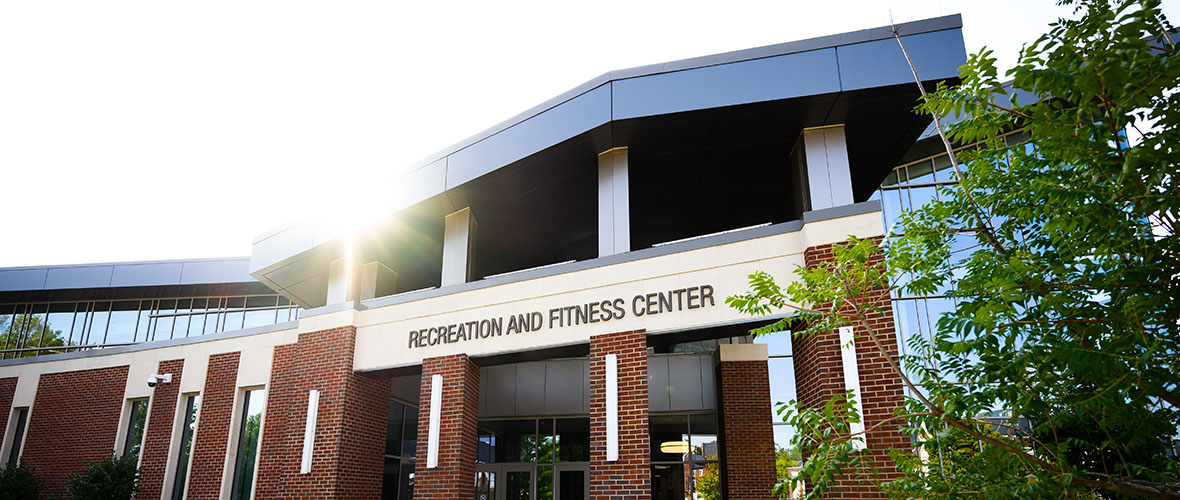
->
left=1, top=1, right=1175, bottom=268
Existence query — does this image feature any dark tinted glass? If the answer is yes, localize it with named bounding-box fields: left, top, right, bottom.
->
left=556, top=418, right=589, bottom=462
left=387, top=401, right=405, bottom=456
left=649, top=415, right=688, bottom=462
left=477, top=420, right=537, bottom=463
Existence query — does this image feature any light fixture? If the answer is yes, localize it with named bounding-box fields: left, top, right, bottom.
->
left=660, top=440, right=689, bottom=454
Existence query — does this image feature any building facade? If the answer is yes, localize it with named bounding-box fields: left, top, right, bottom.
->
left=0, top=16, right=966, bottom=500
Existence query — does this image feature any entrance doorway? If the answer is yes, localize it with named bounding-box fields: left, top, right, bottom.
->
left=473, top=464, right=589, bottom=500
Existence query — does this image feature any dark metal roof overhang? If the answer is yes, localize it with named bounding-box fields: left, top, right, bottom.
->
left=251, top=15, right=967, bottom=307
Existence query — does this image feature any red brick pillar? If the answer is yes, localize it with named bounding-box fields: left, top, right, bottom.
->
left=589, top=329, right=650, bottom=500
left=254, top=326, right=390, bottom=499
left=21, top=365, right=129, bottom=498
left=414, top=353, right=480, bottom=500
left=793, top=241, right=907, bottom=498
left=717, top=344, right=776, bottom=499
left=187, top=351, right=241, bottom=499
left=138, top=358, right=185, bottom=499
left=0, top=377, right=15, bottom=447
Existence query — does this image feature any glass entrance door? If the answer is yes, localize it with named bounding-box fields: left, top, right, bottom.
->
left=554, top=465, right=589, bottom=500
left=475, top=464, right=535, bottom=500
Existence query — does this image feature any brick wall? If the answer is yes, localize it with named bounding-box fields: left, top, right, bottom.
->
left=794, top=241, right=907, bottom=499
left=589, top=329, right=650, bottom=500
left=0, top=376, right=15, bottom=454
left=414, top=353, right=480, bottom=500
left=718, top=359, right=776, bottom=499
left=138, top=358, right=185, bottom=499
left=21, top=365, right=129, bottom=498
left=254, top=326, right=390, bottom=499
left=186, top=351, right=241, bottom=499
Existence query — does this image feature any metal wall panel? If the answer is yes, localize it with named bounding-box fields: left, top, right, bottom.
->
left=445, top=84, right=612, bottom=190
left=0, top=269, right=48, bottom=292
left=44, top=266, right=114, bottom=289
left=515, top=362, right=547, bottom=415
left=110, top=263, right=184, bottom=287
left=484, top=364, right=517, bottom=417
left=835, top=30, right=966, bottom=91
left=668, top=355, right=705, bottom=411
left=611, top=48, right=841, bottom=120
left=648, top=356, right=671, bottom=412
left=180, top=259, right=254, bottom=285
left=544, top=359, right=585, bottom=415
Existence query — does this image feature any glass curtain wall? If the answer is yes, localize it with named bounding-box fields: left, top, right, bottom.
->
left=0, top=294, right=300, bottom=359
left=230, top=388, right=265, bottom=500
left=383, top=399, right=418, bottom=500
left=172, top=394, right=201, bottom=500
left=649, top=413, right=719, bottom=500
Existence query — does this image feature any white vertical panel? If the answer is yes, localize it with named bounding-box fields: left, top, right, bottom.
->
left=823, top=127, right=854, bottom=207
left=802, top=125, right=853, bottom=210
left=605, top=353, right=619, bottom=461
left=598, top=148, right=630, bottom=257
left=427, top=374, right=443, bottom=468
left=442, top=208, right=476, bottom=286
left=839, top=326, right=866, bottom=449
left=300, top=390, right=320, bottom=474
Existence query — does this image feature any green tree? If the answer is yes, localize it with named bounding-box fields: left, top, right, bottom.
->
left=776, top=445, right=801, bottom=481
left=696, top=463, right=722, bottom=500
left=729, top=0, right=1180, bottom=498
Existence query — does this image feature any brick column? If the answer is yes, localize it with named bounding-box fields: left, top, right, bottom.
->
left=0, top=377, right=15, bottom=450
left=254, top=326, right=390, bottom=499
left=21, top=365, right=129, bottom=498
left=717, top=344, right=776, bottom=499
left=794, top=240, right=907, bottom=499
left=138, top=358, right=185, bottom=499
left=414, top=353, right=480, bottom=500
left=187, top=351, right=241, bottom=499
left=589, top=329, right=650, bottom=500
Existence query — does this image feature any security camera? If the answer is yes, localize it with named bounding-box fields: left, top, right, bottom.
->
left=147, top=373, right=173, bottom=388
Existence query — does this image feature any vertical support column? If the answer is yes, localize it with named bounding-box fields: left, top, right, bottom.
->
left=360, top=261, right=397, bottom=300
left=326, top=255, right=361, bottom=305
left=442, top=208, right=477, bottom=286
left=414, top=354, right=480, bottom=500
left=590, top=329, right=650, bottom=499
left=598, top=147, right=631, bottom=257
left=795, top=125, right=854, bottom=211
left=717, top=344, right=776, bottom=500
left=254, top=327, right=389, bottom=499
left=186, top=352, right=241, bottom=500
left=792, top=239, right=908, bottom=499
left=0, top=377, right=16, bottom=460
left=137, top=359, right=185, bottom=499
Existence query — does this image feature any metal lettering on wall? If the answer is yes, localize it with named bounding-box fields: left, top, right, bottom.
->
left=406, top=284, right=716, bottom=348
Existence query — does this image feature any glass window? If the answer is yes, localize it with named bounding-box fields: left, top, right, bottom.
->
left=173, top=299, right=194, bottom=338
left=71, top=304, right=90, bottom=347
left=649, top=415, right=689, bottom=462
left=230, top=388, right=265, bottom=500
left=401, top=405, right=418, bottom=458
left=107, top=301, right=140, bottom=345
left=7, top=407, right=29, bottom=466
left=555, top=418, right=589, bottom=462
left=25, top=304, right=48, bottom=351
left=767, top=357, right=796, bottom=421
left=172, top=394, right=200, bottom=500
left=538, top=419, right=555, bottom=463
left=537, top=465, right=553, bottom=500
left=45, top=303, right=76, bottom=351
left=88, top=302, right=110, bottom=346
left=387, top=400, right=405, bottom=456
left=222, top=297, right=246, bottom=332
left=908, top=159, right=935, bottom=184
left=204, top=298, right=222, bottom=335
left=477, top=419, right=536, bottom=463
left=122, top=399, right=149, bottom=460
left=242, top=295, right=277, bottom=329
left=688, top=414, right=718, bottom=461
left=153, top=300, right=177, bottom=341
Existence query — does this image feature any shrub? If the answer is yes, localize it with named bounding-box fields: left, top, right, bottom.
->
left=0, top=461, right=44, bottom=500
left=66, top=454, right=140, bottom=500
